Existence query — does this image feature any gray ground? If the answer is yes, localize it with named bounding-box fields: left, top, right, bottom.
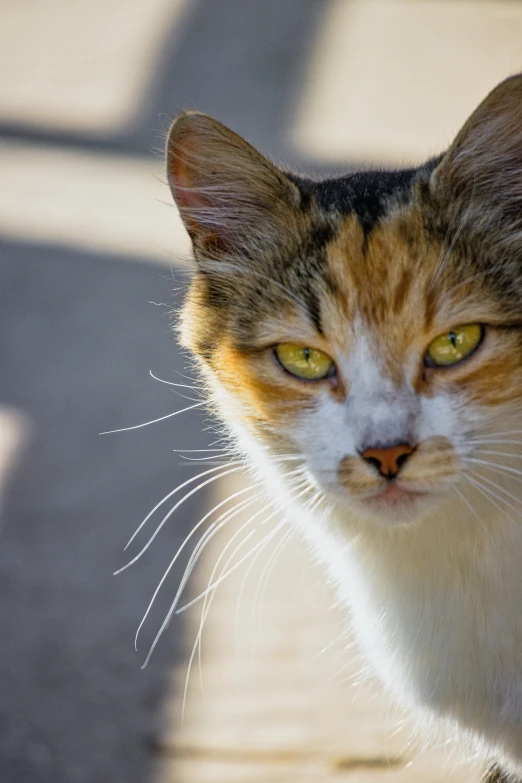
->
left=0, top=2, right=333, bottom=781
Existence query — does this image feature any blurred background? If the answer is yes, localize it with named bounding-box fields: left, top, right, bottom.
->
left=0, top=1, right=521, bottom=781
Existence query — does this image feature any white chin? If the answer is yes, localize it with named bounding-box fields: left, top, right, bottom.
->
left=338, top=487, right=439, bottom=527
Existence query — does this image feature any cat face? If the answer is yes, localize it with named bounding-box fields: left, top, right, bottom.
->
left=167, top=75, right=522, bottom=529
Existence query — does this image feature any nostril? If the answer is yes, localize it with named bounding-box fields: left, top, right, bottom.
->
left=396, top=452, right=410, bottom=469
left=365, top=456, right=383, bottom=472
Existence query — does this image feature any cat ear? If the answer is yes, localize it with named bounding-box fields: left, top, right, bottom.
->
left=430, top=74, right=522, bottom=224
left=166, top=112, right=302, bottom=257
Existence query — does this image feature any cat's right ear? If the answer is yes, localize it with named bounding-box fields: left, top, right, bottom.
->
left=429, top=74, right=522, bottom=221
left=166, top=112, right=302, bottom=258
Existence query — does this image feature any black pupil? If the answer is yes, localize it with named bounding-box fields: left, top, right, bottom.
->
left=304, top=347, right=310, bottom=361
left=449, top=332, right=457, bottom=348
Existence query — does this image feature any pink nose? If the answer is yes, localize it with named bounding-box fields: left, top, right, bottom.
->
left=361, top=444, right=414, bottom=479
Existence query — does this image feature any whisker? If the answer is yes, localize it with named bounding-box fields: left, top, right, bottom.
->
left=252, top=526, right=295, bottom=638
left=467, top=439, right=522, bottom=447
left=142, top=502, right=272, bottom=670
left=177, top=459, right=232, bottom=465
left=149, top=371, right=205, bottom=403
left=174, top=510, right=285, bottom=616
left=465, top=457, right=522, bottom=479
left=193, top=508, right=281, bottom=698
left=181, top=520, right=282, bottom=723
left=233, top=528, right=269, bottom=668
left=100, top=400, right=206, bottom=435
left=193, top=532, right=258, bottom=716
left=472, top=449, right=522, bottom=460
left=466, top=461, right=522, bottom=488
left=467, top=430, right=522, bottom=440
left=462, top=473, right=513, bottom=522
left=123, top=461, right=244, bottom=550
left=176, top=485, right=311, bottom=615
left=172, top=448, right=228, bottom=453
left=465, top=468, right=522, bottom=510
left=174, top=502, right=268, bottom=607
left=463, top=472, right=519, bottom=520
left=453, top=484, right=488, bottom=534
left=312, top=626, right=351, bottom=662
left=149, top=370, right=203, bottom=391
left=115, top=465, right=244, bottom=573
left=134, top=486, right=259, bottom=649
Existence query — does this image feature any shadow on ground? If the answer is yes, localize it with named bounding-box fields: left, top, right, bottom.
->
left=0, top=242, right=214, bottom=782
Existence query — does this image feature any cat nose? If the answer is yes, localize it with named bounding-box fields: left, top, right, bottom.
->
left=360, top=443, right=415, bottom=479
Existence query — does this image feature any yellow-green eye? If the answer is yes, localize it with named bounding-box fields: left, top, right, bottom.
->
left=426, top=324, right=483, bottom=367
left=275, top=344, right=334, bottom=380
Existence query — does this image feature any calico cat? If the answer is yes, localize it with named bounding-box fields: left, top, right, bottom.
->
left=166, top=75, right=522, bottom=782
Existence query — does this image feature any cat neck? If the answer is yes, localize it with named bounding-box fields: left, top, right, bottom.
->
left=346, top=494, right=522, bottom=598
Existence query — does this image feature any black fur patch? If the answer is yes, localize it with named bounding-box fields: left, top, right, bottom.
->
left=297, top=156, right=442, bottom=239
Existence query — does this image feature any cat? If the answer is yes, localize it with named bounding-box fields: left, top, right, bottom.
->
left=166, top=74, right=522, bottom=782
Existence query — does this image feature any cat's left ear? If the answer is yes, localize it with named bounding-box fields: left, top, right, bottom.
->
left=166, top=112, right=302, bottom=258
left=430, top=74, right=522, bottom=220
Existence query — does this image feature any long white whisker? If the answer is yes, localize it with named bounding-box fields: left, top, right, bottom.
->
left=134, top=486, right=258, bottom=649
left=465, top=469, right=522, bottom=510
left=142, top=500, right=269, bottom=669
left=232, top=501, right=278, bottom=664
left=182, top=519, right=277, bottom=723
left=468, top=439, right=522, bottom=447
left=115, top=465, right=244, bottom=573
left=172, top=448, right=228, bottom=453
left=124, top=461, right=243, bottom=550
left=313, top=626, right=351, bottom=661
left=252, top=526, right=295, bottom=638
left=469, top=430, right=522, bottom=439
left=100, top=400, right=206, bottom=435
left=453, top=484, right=488, bottom=534
left=175, top=513, right=285, bottom=616
left=463, top=473, right=517, bottom=521
left=252, top=489, right=321, bottom=630
left=149, top=370, right=203, bottom=391
left=465, top=457, right=522, bottom=479
left=467, top=461, right=522, bottom=488
left=173, top=500, right=267, bottom=611
left=176, top=485, right=311, bottom=615
left=193, top=511, right=278, bottom=698
left=473, top=449, right=522, bottom=460
left=177, top=459, right=232, bottom=466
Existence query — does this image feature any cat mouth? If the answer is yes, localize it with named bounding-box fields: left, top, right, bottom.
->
left=362, top=483, right=430, bottom=509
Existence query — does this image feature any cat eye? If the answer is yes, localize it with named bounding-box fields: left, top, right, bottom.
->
left=275, top=344, right=334, bottom=381
left=425, top=324, right=483, bottom=367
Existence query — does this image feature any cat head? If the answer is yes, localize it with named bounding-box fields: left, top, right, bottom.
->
left=166, top=75, right=522, bottom=530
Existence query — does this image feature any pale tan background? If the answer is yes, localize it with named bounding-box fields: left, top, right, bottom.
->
left=1, top=1, right=521, bottom=781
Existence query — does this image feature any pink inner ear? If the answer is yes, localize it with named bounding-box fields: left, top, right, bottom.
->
left=170, top=141, right=206, bottom=211
left=169, top=139, right=216, bottom=241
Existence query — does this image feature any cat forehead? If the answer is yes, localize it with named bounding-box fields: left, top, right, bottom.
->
left=323, top=209, right=433, bottom=326
left=305, top=164, right=426, bottom=237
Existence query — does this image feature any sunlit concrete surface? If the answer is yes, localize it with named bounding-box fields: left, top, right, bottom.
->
left=0, top=0, right=189, bottom=132
left=0, top=142, right=191, bottom=264
left=294, top=0, right=522, bottom=165
left=158, top=477, right=482, bottom=782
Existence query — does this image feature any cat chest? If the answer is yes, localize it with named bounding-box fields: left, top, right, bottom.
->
left=345, top=562, right=522, bottom=731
